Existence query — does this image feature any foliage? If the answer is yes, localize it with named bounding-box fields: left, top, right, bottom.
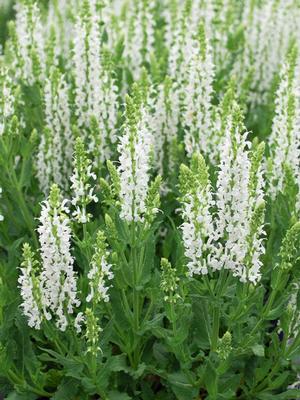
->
left=0, top=0, right=300, bottom=399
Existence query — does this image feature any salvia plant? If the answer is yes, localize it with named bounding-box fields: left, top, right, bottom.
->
left=1, top=1, right=300, bottom=399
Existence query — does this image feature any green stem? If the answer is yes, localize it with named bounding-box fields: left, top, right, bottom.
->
left=130, top=223, right=142, bottom=369
left=210, top=270, right=228, bottom=352
left=132, top=245, right=140, bottom=331
left=7, top=370, right=52, bottom=397
left=211, top=304, right=220, bottom=352
left=121, top=289, right=133, bottom=321
left=286, top=331, right=300, bottom=358
left=9, top=168, right=38, bottom=248
left=238, top=274, right=282, bottom=351
left=254, top=359, right=281, bottom=393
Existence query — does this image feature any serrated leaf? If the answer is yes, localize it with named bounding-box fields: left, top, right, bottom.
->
left=203, top=360, right=218, bottom=398
left=168, top=372, right=198, bottom=400
left=51, top=378, right=79, bottom=400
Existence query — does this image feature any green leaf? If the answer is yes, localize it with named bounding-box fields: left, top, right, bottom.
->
left=257, top=389, right=300, bottom=399
left=108, top=390, right=132, bottom=400
left=107, top=354, right=129, bottom=373
left=167, top=372, right=198, bottom=400
left=268, top=371, right=290, bottom=390
left=51, top=379, right=79, bottom=400
left=5, top=393, right=37, bottom=400
left=38, top=349, right=84, bottom=380
left=251, top=344, right=265, bottom=357
left=203, top=360, right=218, bottom=398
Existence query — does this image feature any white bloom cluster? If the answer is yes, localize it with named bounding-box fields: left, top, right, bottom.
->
left=214, top=114, right=265, bottom=283
left=11, top=2, right=45, bottom=84
left=182, top=27, right=215, bottom=159
left=166, top=0, right=240, bottom=79
left=168, top=1, right=193, bottom=84
left=209, top=0, right=242, bottom=72
left=268, top=47, right=300, bottom=202
left=214, top=117, right=251, bottom=262
left=74, top=311, right=85, bottom=334
left=118, top=95, right=153, bottom=222
left=123, top=0, right=155, bottom=79
left=46, top=0, right=80, bottom=57
left=38, top=185, right=80, bottom=331
left=86, top=231, right=114, bottom=304
left=70, top=138, right=98, bottom=224
left=150, top=78, right=179, bottom=177
left=235, top=0, right=299, bottom=107
left=0, top=68, right=15, bottom=135
left=18, top=244, right=42, bottom=329
left=84, top=308, right=102, bottom=355
left=180, top=155, right=215, bottom=276
left=72, top=0, right=118, bottom=162
left=36, top=69, right=73, bottom=194
left=180, top=107, right=265, bottom=284
left=74, top=230, right=113, bottom=337
left=160, top=258, right=180, bottom=303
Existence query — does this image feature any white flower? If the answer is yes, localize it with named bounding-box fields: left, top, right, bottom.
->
left=150, top=79, right=179, bottom=178
left=123, top=0, right=155, bottom=79
left=38, top=185, right=80, bottom=331
left=179, top=154, right=215, bottom=277
left=268, top=47, right=300, bottom=204
left=180, top=107, right=266, bottom=284
left=214, top=110, right=265, bottom=283
left=72, top=1, right=118, bottom=164
left=70, top=138, right=98, bottom=224
left=36, top=69, right=73, bottom=194
left=12, top=2, right=46, bottom=84
left=74, top=312, right=85, bottom=334
left=86, top=231, right=114, bottom=305
left=182, top=27, right=215, bottom=160
left=18, top=244, right=42, bottom=330
left=234, top=0, right=298, bottom=107
left=118, top=98, right=153, bottom=222
left=0, top=68, right=15, bottom=136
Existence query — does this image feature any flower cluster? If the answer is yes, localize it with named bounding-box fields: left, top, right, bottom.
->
left=235, top=0, right=299, bottom=107
left=160, top=258, right=180, bottom=303
left=37, top=69, right=73, bottom=194
left=72, top=230, right=114, bottom=352
left=268, top=45, right=300, bottom=203
left=182, top=25, right=215, bottom=160
left=179, top=153, right=214, bottom=276
left=123, top=0, right=155, bottom=79
left=117, top=86, right=156, bottom=223
left=70, top=138, right=98, bottom=224
left=0, top=67, right=16, bottom=135
left=180, top=106, right=265, bottom=284
left=4, top=0, right=300, bottom=397
left=9, top=1, right=45, bottom=84
left=37, top=184, right=80, bottom=331
left=150, top=77, right=179, bottom=178
left=213, top=106, right=265, bottom=283
left=72, top=0, right=118, bottom=163
left=18, top=243, right=42, bottom=329
left=86, top=230, right=114, bottom=305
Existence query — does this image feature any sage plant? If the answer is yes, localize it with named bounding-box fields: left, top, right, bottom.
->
left=0, top=1, right=299, bottom=399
